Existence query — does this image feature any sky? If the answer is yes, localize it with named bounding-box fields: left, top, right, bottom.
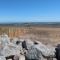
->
left=0, top=0, right=60, bottom=23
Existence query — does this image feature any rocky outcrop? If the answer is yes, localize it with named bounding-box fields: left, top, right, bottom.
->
left=0, top=34, right=56, bottom=60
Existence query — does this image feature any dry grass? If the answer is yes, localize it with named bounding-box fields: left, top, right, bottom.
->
left=0, top=26, right=60, bottom=46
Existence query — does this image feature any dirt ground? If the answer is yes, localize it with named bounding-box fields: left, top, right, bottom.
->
left=0, top=25, right=60, bottom=47
left=19, top=34, right=59, bottom=47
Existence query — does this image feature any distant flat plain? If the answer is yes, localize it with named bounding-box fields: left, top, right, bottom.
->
left=0, top=22, right=60, bottom=46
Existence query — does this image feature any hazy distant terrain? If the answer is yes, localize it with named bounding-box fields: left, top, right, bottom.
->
left=0, top=22, right=60, bottom=46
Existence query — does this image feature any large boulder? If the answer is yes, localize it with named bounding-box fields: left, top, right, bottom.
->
left=55, top=44, right=60, bottom=60
left=24, top=39, right=34, bottom=50
left=25, top=41, right=55, bottom=60
left=0, top=33, right=10, bottom=47
left=32, top=41, right=55, bottom=57
left=2, top=44, right=20, bottom=57
left=25, top=46, right=42, bottom=60
left=0, top=56, right=6, bottom=60
left=14, top=55, right=19, bottom=60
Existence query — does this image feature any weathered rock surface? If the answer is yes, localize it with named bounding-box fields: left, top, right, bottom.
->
left=0, top=34, right=56, bottom=60
left=0, top=56, right=6, bottom=60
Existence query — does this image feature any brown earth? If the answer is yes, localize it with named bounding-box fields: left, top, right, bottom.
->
left=0, top=25, right=60, bottom=46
